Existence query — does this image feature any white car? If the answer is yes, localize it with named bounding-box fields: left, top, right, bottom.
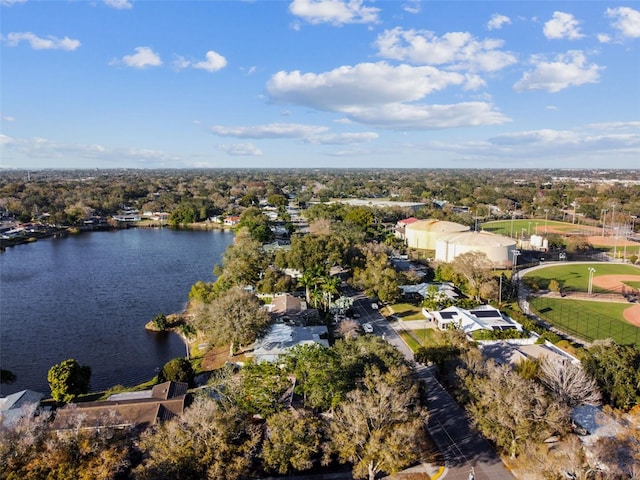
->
left=362, top=323, right=374, bottom=333
left=371, top=302, right=379, bottom=310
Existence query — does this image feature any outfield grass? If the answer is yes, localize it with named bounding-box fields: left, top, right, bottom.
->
left=481, top=219, right=591, bottom=237
left=529, top=296, right=640, bottom=346
left=523, top=263, right=640, bottom=291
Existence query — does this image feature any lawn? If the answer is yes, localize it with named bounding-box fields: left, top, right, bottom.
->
left=387, top=302, right=426, bottom=320
left=523, top=263, right=640, bottom=292
left=529, top=296, right=640, bottom=346
left=398, top=328, right=437, bottom=351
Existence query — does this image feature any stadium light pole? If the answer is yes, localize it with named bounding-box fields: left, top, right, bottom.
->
left=601, top=209, right=607, bottom=237
left=544, top=209, right=549, bottom=233
left=587, top=267, right=596, bottom=297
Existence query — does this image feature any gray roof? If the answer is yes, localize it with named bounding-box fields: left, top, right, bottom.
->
left=0, top=390, right=45, bottom=426
left=252, top=323, right=329, bottom=363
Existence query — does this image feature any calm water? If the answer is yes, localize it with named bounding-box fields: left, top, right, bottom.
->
left=0, top=228, right=234, bottom=396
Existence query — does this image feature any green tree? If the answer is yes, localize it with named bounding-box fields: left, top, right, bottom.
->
left=47, top=358, right=92, bottom=403
left=233, top=361, right=292, bottom=416
left=237, top=207, right=274, bottom=243
left=152, top=313, right=168, bottom=331
left=195, top=287, right=271, bottom=356
left=548, top=279, right=561, bottom=294
left=580, top=339, right=640, bottom=410
left=212, top=227, right=268, bottom=294
left=285, top=343, right=348, bottom=410
left=328, top=366, right=427, bottom=480
left=157, top=357, right=195, bottom=387
left=261, top=410, right=325, bottom=474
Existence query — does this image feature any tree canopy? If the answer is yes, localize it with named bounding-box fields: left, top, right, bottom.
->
left=47, top=358, right=92, bottom=403
left=195, top=287, right=271, bottom=356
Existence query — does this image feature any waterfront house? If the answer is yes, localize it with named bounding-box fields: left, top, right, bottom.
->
left=52, top=381, right=188, bottom=431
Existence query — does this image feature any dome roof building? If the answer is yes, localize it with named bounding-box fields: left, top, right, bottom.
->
left=404, top=220, right=469, bottom=250
left=435, top=230, right=517, bottom=267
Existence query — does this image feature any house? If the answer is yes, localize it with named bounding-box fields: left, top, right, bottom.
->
left=52, top=381, right=188, bottom=431
left=250, top=323, right=329, bottom=363
left=400, top=282, right=459, bottom=301
left=426, top=305, right=523, bottom=333
left=0, top=389, right=45, bottom=427
left=223, top=215, right=241, bottom=226
left=266, top=293, right=319, bottom=325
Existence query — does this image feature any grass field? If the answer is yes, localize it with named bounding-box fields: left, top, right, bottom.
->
left=481, top=218, right=594, bottom=237
left=523, top=263, right=640, bottom=292
left=524, top=263, right=640, bottom=346
left=529, top=296, right=640, bottom=346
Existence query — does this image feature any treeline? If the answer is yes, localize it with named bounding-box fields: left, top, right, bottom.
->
left=2, top=168, right=639, bottom=227
left=1, top=338, right=431, bottom=480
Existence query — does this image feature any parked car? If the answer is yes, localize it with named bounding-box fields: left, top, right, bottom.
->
left=362, top=323, right=374, bottom=333
left=371, top=302, right=379, bottom=310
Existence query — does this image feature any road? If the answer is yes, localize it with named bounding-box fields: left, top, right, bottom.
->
left=343, top=285, right=515, bottom=480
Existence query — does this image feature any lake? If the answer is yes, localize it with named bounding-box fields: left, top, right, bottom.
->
left=0, top=228, right=234, bottom=397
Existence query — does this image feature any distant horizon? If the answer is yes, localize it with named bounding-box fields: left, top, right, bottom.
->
left=2, top=1, right=639, bottom=169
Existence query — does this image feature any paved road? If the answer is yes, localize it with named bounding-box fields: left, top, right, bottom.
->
left=343, top=285, right=514, bottom=480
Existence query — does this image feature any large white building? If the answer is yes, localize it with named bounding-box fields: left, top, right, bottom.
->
left=435, top=230, right=517, bottom=267
left=404, top=220, right=469, bottom=250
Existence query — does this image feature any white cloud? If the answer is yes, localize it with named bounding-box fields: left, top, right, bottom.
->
left=210, top=123, right=329, bottom=139
left=514, top=50, right=602, bottom=93
left=374, top=28, right=516, bottom=72
left=305, top=132, right=378, bottom=144
left=402, top=0, right=421, bottom=14
left=121, top=46, right=162, bottom=68
left=597, top=33, right=612, bottom=43
left=0, top=0, right=26, bottom=5
left=340, top=102, right=509, bottom=129
left=1, top=115, right=16, bottom=122
left=104, top=0, right=132, bottom=10
left=606, top=7, right=640, bottom=38
left=266, top=61, right=510, bottom=129
left=3, top=32, right=80, bottom=50
left=0, top=136, right=184, bottom=167
left=487, top=14, right=511, bottom=31
left=289, top=0, right=380, bottom=26
left=172, top=55, right=191, bottom=70
left=543, top=11, right=584, bottom=40
left=268, top=62, right=465, bottom=108
left=217, top=143, right=263, bottom=156
left=193, top=50, right=227, bottom=72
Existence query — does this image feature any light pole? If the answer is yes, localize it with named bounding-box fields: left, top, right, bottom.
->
left=587, top=267, right=596, bottom=297
left=510, top=212, right=515, bottom=238
left=601, top=209, right=607, bottom=237
left=613, top=227, right=619, bottom=259
left=544, top=209, right=549, bottom=233
left=512, top=249, right=521, bottom=276
left=632, top=215, right=637, bottom=235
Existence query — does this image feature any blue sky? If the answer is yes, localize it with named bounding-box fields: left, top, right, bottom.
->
left=1, top=0, right=639, bottom=169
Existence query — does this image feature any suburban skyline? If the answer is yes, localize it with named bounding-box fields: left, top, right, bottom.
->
left=1, top=0, right=639, bottom=170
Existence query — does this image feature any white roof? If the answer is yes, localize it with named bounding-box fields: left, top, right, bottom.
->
left=432, top=305, right=522, bottom=333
